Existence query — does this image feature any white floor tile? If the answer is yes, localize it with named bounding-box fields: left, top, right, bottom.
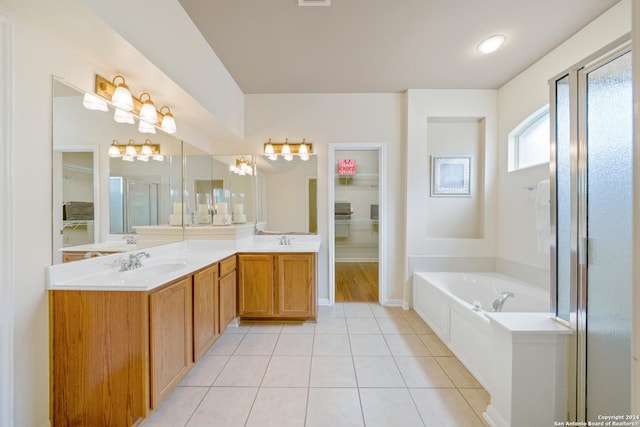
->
left=353, top=356, right=405, bottom=388
left=410, top=388, right=484, bottom=427
left=360, top=388, right=425, bottom=427
left=376, top=317, right=415, bottom=334
left=179, top=355, right=229, bottom=387
left=317, top=304, right=345, bottom=318
left=313, top=334, right=351, bottom=356
left=206, top=333, right=244, bottom=356
left=143, top=386, right=207, bottom=427
left=273, top=334, right=314, bottom=356
left=418, top=334, right=453, bottom=356
left=394, top=356, right=455, bottom=388
left=306, top=388, right=364, bottom=427
left=344, top=303, right=374, bottom=318
left=245, top=388, right=308, bottom=427
left=407, top=318, right=435, bottom=335
left=349, top=334, right=391, bottom=356
left=346, top=317, right=382, bottom=334
left=213, top=355, right=270, bottom=386
left=314, top=317, right=348, bottom=334
left=262, top=356, right=311, bottom=387
left=309, top=356, right=357, bottom=387
left=185, top=387, right=258, bottom=427
left=234, top=333, right=278, bottom=355
left=369, top=304, right=405, bottom=318
left=281, top=322, right=317, bottom=334
left=246, top=323, right=284, bottom=334
left=384, top=334, right=431, bottom=357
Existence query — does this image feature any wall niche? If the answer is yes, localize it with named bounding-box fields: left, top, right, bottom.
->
left=425, top=117, right=485, bottom=239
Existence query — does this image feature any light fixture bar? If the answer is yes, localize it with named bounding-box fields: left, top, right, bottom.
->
left=262, top=141, right=314, bottom=155
left=94, top=74, right=169, bottom=126
left=110, top=143, right=160, bottom=156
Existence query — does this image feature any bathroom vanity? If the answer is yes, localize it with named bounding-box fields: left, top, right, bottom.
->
left=47, top=237, right=319, bottom=426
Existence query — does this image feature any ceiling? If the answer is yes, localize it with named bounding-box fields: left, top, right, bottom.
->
left=179, top=0, right=620, bottom=94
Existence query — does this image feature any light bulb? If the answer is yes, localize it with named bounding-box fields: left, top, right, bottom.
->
left=141, top=140, right=153, bottom=156
left=160, top=106, right=177, bottom=134
left=125, top=140, right=137, bottom=157
left=139, top=92, right=158, bottom=124
left=108, top=140, right=121, bottom=158
left=138, top=120, right=156, bottom=134
left=113, top=108, right=135, bottom=124
left=477, top=34, right=506, bottom=54
left=110, top=75, right=134, bottom=112
left=82, top=93, right=108, bottom=112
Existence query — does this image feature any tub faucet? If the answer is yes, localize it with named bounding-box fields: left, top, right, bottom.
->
left=491, top=291, right=514, bottom=312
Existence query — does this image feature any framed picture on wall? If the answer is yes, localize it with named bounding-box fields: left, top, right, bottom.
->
left=431, top=155, right=472, bottom=196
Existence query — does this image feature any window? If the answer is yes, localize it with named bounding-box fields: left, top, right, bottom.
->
left=508, top=105, right=550, bottom=171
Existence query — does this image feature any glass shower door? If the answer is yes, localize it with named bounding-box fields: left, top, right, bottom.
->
left=582, top=49, right=632, bottom=419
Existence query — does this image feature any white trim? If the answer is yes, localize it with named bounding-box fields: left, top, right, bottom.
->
left=632, top=0, right=640, bottom=414
left=328, top=143, right=386, bottom=306
left=0, top=13, right=14, bottom=427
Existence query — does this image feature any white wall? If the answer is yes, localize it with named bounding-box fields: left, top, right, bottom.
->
left=245, top=93, right=405, bottom=303
left=406, top=90, right=498, bottom=259
left=496, top=0, right=631, bottom=278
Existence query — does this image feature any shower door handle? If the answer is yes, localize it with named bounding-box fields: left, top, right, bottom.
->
left=578, top=236, right=588, bottom=266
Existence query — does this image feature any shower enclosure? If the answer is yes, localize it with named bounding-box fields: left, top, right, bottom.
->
left=109, top=176, right=159, bottom=234
left=551, top=38, right=632, bottom=421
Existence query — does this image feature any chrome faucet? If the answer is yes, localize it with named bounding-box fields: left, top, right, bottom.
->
left=278, top=235, right=293, bottom=245
left=491, top=291, right=515, bottom=312
left=123, top=235, right=137, bottom=245
left=120, top=251, right=150, bottom=271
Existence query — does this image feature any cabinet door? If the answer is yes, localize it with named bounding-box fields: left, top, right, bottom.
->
left=275, top=253, right=316, bottom=318
left=193, top=265, right=218, bottom=361
left=149, top=277, right=193, bottom=408
left=219, top=270, right=237, bottom=332
left=237, top=254, right=274, bottom=317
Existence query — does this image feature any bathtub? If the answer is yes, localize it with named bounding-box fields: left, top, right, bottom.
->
left=413, top=271, right=572, bottom=427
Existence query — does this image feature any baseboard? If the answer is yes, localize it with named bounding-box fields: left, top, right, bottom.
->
left=381, top=298, right=403, bottom=307
left=317, top=298, right=331, bottom=306
left=483, top=405, right=508, bottom=427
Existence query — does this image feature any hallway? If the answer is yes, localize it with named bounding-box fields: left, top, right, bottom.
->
left=335, top=262, right=379, bottom=302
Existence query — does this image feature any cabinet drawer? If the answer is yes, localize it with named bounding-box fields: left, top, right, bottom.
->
left=219, top=255, right=236, bottom=277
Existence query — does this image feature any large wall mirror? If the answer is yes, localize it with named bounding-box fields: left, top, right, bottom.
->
left=52, top=77, right=184, bottom=264
left=255, top=155, right=318, bottom=234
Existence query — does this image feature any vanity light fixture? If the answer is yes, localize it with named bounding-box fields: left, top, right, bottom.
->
left=138, top=120, right=156, bottom=134
left=82, top=93, right=109, bottom=112
left=477, top=34, right=506, bottom=54
left=113, top=108, right=135, bottom=124
left=159, top=106, right=177, bottom=134
left=108, top=140, right=121, bottom=158
left=94, top=74, right=178, bottom=135
left=263, top=138, right=313, bottom=161
left=230, top=158, right=254, bottom=176
left=138, top=93, right=158, bottom=124
left=110, top=75, right=134, bottom=111
left=108, top=139, right=162, bottom=161
left=125, top=139, right=137, bottom=158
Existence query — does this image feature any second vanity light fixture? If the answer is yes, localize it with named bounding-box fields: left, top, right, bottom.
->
left=263, top=138, right=313, bottom=161
left=108, top=139, right=163, bottom=162
left=93, top=74, right=178, bottom=135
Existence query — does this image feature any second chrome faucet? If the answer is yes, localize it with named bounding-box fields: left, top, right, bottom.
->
left=120, top=251, right=150, bottom=271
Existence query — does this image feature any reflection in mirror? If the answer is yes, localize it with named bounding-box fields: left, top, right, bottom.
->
left=52, top=77, right=184, bottom=264
left=255, top=155, right=318, bottom=234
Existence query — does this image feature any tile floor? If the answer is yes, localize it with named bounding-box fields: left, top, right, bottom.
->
left=143, top=303, right=490, bottom=427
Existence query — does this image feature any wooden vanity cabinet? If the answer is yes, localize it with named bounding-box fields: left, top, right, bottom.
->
left=192, top=264, right=219, bottom=361
left=237, top=253, right=316, bottom=321
left=149, top=277, right=193, bottom=408
left=218, top=255, right=237, bottom=332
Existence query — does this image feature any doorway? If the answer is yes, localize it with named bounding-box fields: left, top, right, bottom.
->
left=551, top=39, right=632, bottom=421
left=329, top=144, right=385, bottom=304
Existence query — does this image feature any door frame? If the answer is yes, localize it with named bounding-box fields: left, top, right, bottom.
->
left=328, top=143, right=386, bottom=305
left=0, top=13, right=14, bottom=427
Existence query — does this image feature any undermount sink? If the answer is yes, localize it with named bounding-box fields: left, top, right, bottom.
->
left=119, top=260, right=188, bottom=279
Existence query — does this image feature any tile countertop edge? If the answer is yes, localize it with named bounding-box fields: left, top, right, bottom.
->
left=47, top=239, right=321, bottom=292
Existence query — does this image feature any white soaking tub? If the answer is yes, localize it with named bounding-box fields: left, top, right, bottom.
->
left=413, top=272, right=571, bottom=427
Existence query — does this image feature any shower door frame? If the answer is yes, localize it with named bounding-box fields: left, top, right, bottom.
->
left=550, top=36, right=632, bottom=422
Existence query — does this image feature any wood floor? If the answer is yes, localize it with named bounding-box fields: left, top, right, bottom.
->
left=335, top=262, right=378, bottom=302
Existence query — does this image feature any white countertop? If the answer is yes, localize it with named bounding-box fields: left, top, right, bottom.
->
left=60, top=241, right=136, bottom=253
left=47, top=236, right=320, bottom=292
left=486, top=312, right=574, bottom=335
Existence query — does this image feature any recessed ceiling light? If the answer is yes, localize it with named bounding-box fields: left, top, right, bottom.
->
left=298, top=0, right=331, bottom=6
left=477, top=34, right=506, bottom=54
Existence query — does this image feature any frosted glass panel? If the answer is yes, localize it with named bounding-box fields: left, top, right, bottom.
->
left=585, top=51, right=632, bottom=418
left=555, top=75, right=571, bottom=322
